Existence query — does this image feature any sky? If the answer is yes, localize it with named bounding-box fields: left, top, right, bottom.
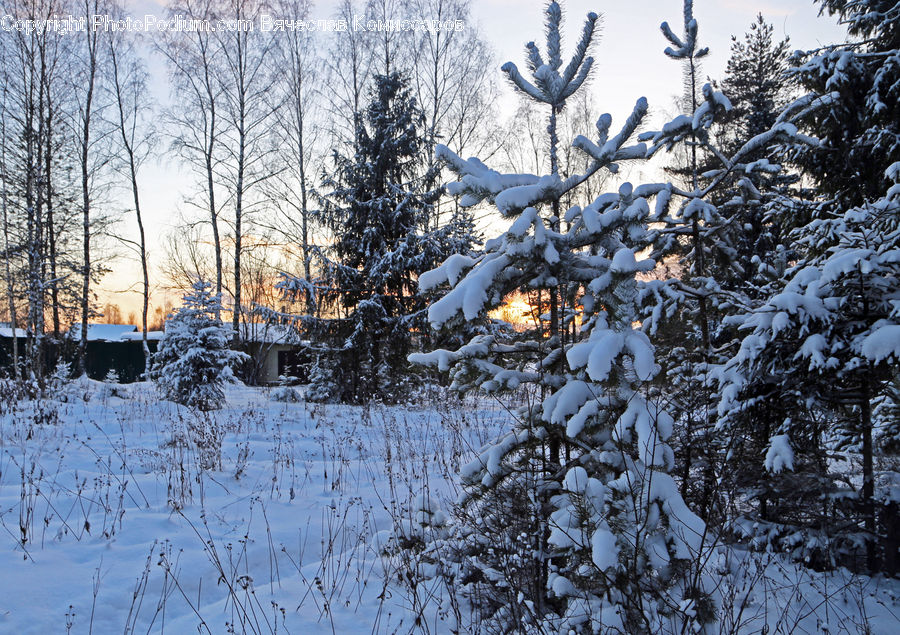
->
left=100, top=0, right=848, bottom=319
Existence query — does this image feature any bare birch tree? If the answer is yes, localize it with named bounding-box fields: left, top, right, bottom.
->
left=159, top=0, right=225, bottom=309
left=214, top=0, right=276, bottom=343
left=3, top=0, right=55, bottom=380
left=0, top=0, right=87, bottom=379
left=408, top=0, right=497, bottom=230
left=0, top=55, right=20, bottom=379
left=33, top=0, right=69, bottom=341
left=265, top=0, right=320, bottom=314
left=365, top=0, right=410, bottom=77
left=106, top=3, right=154, bottom=376
left=72, top=0, right=107, bottom=374
left=321, top=0, right=373, bottom=151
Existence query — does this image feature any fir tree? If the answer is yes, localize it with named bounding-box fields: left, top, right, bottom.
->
left=721, top=15, right=792, bottom=153
left=640, top=0, right=727, bottom=521
left=719, top=14, right=794, bottom=292
left=309, top=71, right=475, bottom=404
left=718, top=163, right=900, bottom=573
left=152, top=281, right=248, bottom=411
left=786, top=0, right=900, bottom=208
left=685, top=14, right=800, bottom=536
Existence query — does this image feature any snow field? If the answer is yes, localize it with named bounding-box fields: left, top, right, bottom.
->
left=0, top=379, right=896, bottom=633
left=0, top=379, right=506, bottom=633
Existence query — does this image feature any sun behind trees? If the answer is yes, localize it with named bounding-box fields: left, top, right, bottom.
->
left=409, top=2, right=713, bottom=630
left=396, top=0, right=899, bottom=630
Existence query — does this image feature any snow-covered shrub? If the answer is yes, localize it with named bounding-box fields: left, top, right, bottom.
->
left=24, top=400, right=61, bottom=428
left=152, top=281, right=249, bottom=411
left=0, top=378, right=26, bottom=414
left=46, top=361, right=75, bottom=402
left=391, top=493, right=450, bottom=552
left=186, top=411, right=225, bottom=472
left=304, top=352, right=346, bottom=404
left=97, top=368, right=126, bottom=400
left=49, top=361, right=72, bottom=389
left=412, top=479, right=548, bottom=632
left=270, top=385, right=301, bottom=403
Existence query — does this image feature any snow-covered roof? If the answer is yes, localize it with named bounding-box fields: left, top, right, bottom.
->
left=120, top=331, right=165, bottom=342
left=242, top=323, right=301, bottom=345
left=69, top=324, right=139, bottom=342
left=0, top=326, right=27, bottom=338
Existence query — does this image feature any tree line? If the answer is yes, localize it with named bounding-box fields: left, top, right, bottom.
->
left=0, top=0, right=503, bottom=385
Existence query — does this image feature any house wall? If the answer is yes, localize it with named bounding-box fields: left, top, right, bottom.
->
left=0, top=337, right=24, bottom=374
left=244, top=343, right=310, bottom=385
left=0, top=336, right=59, bottom=376
left=259, top=344, right=290, bottom=384
left=1, top=337, right=159, bottom=382
left=277, top=347, right=311, bottom=383
left=83, top=340, right=159, bottom=383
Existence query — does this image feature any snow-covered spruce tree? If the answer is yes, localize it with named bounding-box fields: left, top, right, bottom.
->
left=786, top=0, right=900, bottom=210
left=638, top=0, right=726, bottom=522
left=717, top=164, right=900, bottom=573
left=637, top=1, right=816, bottom=521
left=718, top=13, right=794, bottom=290
left=717, top=0, right=900, bottom=573
left=409, top=3, right=711, bottom=631
left=699, top=17, right=809, bottom=542
left=152, top=281, right=248, bottom=411
left=306, top=71, right=475, bottom=404
left=720, top=15, right=792, bottom=154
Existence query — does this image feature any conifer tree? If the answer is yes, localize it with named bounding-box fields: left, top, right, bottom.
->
left=638, top=2, right=812, bottom=521
left=717, top=162, right=900, bottom=573
left=678, top=14, right=798, bottom=531
left=309, top=72, right=474, bottom=403
left=409, top=3, right=711, bottom=630
left=721, top=15, right=791, bottom=153
left=719, top=14, right=793, bottom=291
left=152, top=280, right=248, bottom=411
left=718, top=0, right=900, bottom=573
left=787, top=0, right=900, bottom=208
left=640, top=0, right=726, bottom=519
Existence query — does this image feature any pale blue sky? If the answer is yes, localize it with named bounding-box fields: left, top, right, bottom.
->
left=105, top=0, right=847, bottom=314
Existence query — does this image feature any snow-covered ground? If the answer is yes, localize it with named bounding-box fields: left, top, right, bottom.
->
left=0, top=380, right=896, bottom=633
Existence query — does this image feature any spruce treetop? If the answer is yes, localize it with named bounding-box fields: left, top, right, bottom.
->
left=500, top=1, right=600, bottom=110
